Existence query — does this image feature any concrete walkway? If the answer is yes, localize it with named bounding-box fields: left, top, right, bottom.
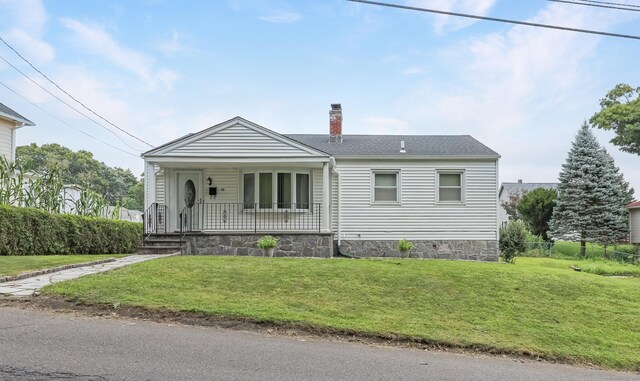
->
left=0, top=254, right=176, bottom=297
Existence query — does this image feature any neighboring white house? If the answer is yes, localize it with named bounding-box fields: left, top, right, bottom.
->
left=627, top=201, right=640, bottom=244
left=498, top=181, right=558, bottom=227
left=0, top=102, right=34, bottom=161
left=141, top=104, right=500, bottom=260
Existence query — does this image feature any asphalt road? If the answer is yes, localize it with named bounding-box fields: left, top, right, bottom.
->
left=0, top=307, right=638, bottom=381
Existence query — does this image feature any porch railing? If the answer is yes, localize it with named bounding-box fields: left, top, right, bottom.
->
left=142, top=202, right=167, bottom=238
left=179, top=202, right=322, bottom=233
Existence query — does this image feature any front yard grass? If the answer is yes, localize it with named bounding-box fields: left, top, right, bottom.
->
left=43, top=256, right=640, bottom=371
left=0, top=255, right=129, bottom=278
left=518, top=257, right=640, bottom=277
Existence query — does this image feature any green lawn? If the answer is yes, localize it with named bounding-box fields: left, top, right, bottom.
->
left=43, top=256, right=640, bottom=371
left=0, top=255, right=129, bottom=277
left=550, top=241, right=637, bottom=259
left=517, top=257, right=640, bottom=277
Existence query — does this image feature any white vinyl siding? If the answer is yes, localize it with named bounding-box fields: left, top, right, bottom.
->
left=0, top=120, right=14, bottom=161
left=334, top=159, right=498, bottom=241
left=165, top=123, right=324, bottom=158
left=155, top=169, right=165, bottom=204
left=203, top=168, right=240, bottom=204
left=630, top=209, right=640, bottom=244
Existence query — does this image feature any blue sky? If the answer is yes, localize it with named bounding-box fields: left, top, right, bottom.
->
left=0, top=0, right=639, bottom=192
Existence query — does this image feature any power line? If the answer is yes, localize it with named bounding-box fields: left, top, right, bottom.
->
left=0, top=52, right=142, bottom=152
left=573, top=0, right=640, bottom=9
left=347, top=0, right=640, bottom=40
left=548, top=0, right=640, bottom=11
left=0, top=80, right=140, bottom=158
left=0, top=35, right=153, bottom=148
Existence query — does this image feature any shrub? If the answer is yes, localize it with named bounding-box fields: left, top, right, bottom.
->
left=499, top=220, right=528, bottom=263
left=0, top=204, right=141, bottom=255
left=257, top=235, right=278, bottom=249
left=398, top=239, right=413, bottom=252
left=523, top=231, right=549, bottom=257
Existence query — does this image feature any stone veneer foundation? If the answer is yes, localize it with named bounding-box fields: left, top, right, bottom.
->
left=338, top=240, right=499, bottom=261
left=181, top=233, right=334, bottom=258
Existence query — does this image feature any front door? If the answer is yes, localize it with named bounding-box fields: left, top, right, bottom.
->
left=176, top=171, right=202, bottom=231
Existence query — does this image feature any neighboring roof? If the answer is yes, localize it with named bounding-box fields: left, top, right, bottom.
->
left=0, top=102, right=35, bottom=127
left=284, top=134, right=499, bottom=158
left=499, top=182, right=558, bottom=197
left=626, top=201, right=640, bottom=209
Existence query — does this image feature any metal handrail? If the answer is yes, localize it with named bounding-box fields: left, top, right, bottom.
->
left=179, top=202, right=322, bottom=233
left=142, top=202, right=167, bottom=241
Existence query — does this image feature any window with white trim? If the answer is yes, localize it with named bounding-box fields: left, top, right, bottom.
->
left=372, top=171, right=399, bottom=203
left=438, top=171, right=464, bottom=202
left=242, top=171, right=311, bottom=210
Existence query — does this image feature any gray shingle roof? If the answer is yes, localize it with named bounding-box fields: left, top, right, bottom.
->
left=284, top=134, right=499, bottom=157
left=499, top=182, right=558, bottom=198
left=0, top=102, right=34, bottom=126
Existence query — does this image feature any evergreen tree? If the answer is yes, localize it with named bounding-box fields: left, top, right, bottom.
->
left=549, top=124, right=633, bottom=257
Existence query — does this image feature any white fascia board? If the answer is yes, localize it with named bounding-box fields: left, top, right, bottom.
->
left=334, top=155, right=500, bottom=161
left=143, top=156, right=331, bottom=164
left=0, top=112, right=34, bottom=128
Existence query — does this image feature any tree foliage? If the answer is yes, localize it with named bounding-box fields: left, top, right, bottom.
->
left=517, top=188, right=557, bottom=241
left=589, top=83, right=640, bottom=155
left=16, top=143, right=143, bottom=210
left=549, top=124, right=633, bottom=256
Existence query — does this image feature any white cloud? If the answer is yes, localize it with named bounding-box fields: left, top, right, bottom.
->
left=259, top=11, right=302, bottom=24
left=0, top=0, right=55, bottom=63
left=60, top=18, right=179, bottom=90
left=405, top=0, right=497, bottom=33
left=156, top=31, right=186, bottom=56
left=394, top=3, right=640, bottom=185
left=359, top=117, right=409, bottom=134
left=402, top=67, right=424, bottom=75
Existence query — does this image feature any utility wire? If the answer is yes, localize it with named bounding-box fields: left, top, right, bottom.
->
left=347, top=0, right=640, bottom=40
left=0, top=35, right=153, bottom=148
left=0, top=80, right=140, bottom=158
left=572, top=0, right=640, bottom=9
left=548, top=0, right=640, bottom=11
left=0, top=53, right=142, bottom=152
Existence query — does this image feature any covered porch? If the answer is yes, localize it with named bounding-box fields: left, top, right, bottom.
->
left=143, top=159, right=332, bottom=235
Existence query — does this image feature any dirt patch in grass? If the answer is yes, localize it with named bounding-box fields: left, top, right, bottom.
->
left=0, top=295, right=611, bottom=371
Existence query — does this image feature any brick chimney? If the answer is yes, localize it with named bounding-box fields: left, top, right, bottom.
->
left=330, top=104, right=342, bottom=143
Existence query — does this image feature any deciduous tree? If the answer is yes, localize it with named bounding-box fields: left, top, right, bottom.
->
left=517, top=188, right=557, bottom=241
left=590, top=83, right=640, bottom=155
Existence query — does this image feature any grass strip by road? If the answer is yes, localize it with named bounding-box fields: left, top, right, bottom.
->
left=0, top=255, right=129, bottom=278
left=43, top=256, right=640, bottom=371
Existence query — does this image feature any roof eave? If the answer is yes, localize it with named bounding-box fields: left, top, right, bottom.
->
left=0, top=111, right=35, bottom=128
left=333, top=154, right=501, bottom=160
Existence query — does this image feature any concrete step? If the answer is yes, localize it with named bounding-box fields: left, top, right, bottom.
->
left=137, top=246, right=182, bottom=255
left=143, top=239, right=182, bottom=246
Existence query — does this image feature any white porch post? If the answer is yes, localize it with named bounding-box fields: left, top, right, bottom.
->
left=144, top=160, right=156, bottom=210
left=322, top=161, right=330, bottom=232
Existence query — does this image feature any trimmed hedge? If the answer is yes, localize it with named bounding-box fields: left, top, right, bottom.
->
left=0, top=204, right=142, bottom=255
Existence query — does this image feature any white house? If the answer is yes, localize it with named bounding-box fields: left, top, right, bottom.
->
left=498, top=181, right=558, bottom=226
left=141, top=105, right=500, bottom=260
left=627, top=201, right=640, bottom=244
left=0, top=102, right=34, bottom=161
